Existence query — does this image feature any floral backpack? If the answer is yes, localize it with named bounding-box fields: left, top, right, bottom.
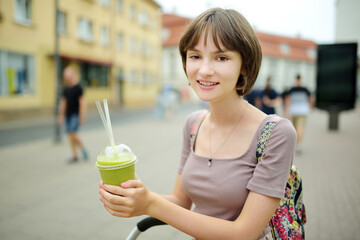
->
left=256, top=116, right=307, bottom=240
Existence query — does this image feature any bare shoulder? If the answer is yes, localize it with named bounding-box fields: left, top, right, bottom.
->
left=245, top=104, right=267, bottom=126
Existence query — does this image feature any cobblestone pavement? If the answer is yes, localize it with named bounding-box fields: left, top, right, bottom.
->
left=0, top=105, right=359, bottom=240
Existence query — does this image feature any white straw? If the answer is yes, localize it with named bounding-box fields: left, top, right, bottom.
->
left=95, top=101, right=111, bottom=145
left=103, top=99, right=116, bottom=149
left=95, top=100, right=116, bottom=150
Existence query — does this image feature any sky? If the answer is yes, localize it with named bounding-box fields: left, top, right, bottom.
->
left=155, top=0, right=337, bottom=44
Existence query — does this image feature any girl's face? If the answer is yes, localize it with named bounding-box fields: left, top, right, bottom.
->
left=186, top=32, right=242, bottom=103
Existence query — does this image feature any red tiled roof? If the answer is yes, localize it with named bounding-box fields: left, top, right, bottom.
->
left=162, top=13, right=317, bottom=62
left=256, top=31, right=317, bottom=62
left=162, top=14, right=191, bottom=47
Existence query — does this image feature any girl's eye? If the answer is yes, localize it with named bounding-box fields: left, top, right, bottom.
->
left=189, top=55, right=200, bottom=60
left=217, top=56, right=228, bottom=61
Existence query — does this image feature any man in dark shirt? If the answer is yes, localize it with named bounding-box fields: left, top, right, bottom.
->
left=260, top=76, right=281, bottom=114
left=57, top=66, right=88, bottom=163
left=244, top=88, right=262, bottom=109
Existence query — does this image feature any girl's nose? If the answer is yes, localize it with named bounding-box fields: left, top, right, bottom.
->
left=199, top=59, right=214, bottom=76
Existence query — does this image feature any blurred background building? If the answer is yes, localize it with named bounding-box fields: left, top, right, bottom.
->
left=0, top=0, right=162, bottom=116
left=335, top=0, right=360, bottom=95
left=0, top=0, right=359, bottom=120
left=161, top=13, right=195, bottom=102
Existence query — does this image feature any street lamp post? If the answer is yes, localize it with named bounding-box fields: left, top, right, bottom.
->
left=54, top=0, right=62, bottom=143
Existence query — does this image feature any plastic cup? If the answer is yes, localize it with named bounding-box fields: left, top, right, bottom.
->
left=96, top=148, right=138, bottom=186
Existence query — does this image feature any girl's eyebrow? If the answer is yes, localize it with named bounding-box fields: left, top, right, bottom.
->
left=187, top=48, right=200, bottom=52
left=187, top=48, right=229, bottom=54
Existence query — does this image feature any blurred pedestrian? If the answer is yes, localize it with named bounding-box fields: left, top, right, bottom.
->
left=281, top=87, right=290, bottom=118
left=99, top=8, right=296, bottom=240
left=154, top=85, right=179, bottom=119
left=260, top=76, right=281, bottom=114
left=244, top=88, right=262, bottom=109
left=154, top=88, right=166, bottom=118
left=285, top=74, right=314, bottom=153
left=57, top=65, right=88, bottom=163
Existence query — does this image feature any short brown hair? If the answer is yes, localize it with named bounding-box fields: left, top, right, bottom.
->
left=179, top=8, right=262, bottom=96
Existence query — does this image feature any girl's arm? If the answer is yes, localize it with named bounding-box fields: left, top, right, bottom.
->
left=161, top=174, right=193, bottom=209
left=99, top=179, right=279, bottom=240
left=78, top=95, right=86, bottom=124
left=57, top=97, right=66, bottom=125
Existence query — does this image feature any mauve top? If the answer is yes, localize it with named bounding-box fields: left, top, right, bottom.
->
left=178, top=111, right=296, bottom=239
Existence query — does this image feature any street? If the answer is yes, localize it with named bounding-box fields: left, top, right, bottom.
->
left=0, top=104, right=359, bottom=239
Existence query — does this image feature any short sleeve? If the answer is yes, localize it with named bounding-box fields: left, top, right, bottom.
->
left=247, top=118, right=296, bottom=198
left=271, top=89, right=279, bottom=98
left=62, top=88, right=67, bottom=98
left=78, top=85, right=84, bottom=97
left=177, top=111, right=204, bottom=174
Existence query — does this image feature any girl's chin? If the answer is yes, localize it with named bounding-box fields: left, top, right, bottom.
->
left=197, top=94, right=213, bottom=103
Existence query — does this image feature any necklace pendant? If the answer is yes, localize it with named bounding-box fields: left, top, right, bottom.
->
left=208, top=159, right=212, bottom=167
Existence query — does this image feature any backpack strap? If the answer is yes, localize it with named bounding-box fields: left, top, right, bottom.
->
left=189, top=110, right=209, bottom=148
left=256, top=115, right=281, bottom=162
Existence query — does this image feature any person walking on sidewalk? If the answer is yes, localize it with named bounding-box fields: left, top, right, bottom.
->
left=99, top=8, right=296, bottom=240
left=260, top=76, right=281, bottom=115
left=57, top=65, right=88, bottom=163
left=284, top=74, right=314, bottom=153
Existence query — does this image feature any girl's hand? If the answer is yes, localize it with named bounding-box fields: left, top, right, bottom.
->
left=99, top=180, right=153, bottom=218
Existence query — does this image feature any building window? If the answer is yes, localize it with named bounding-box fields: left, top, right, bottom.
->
left=99, top=0, right=110, bottom=7
left=0, top=51, right=35, bottom=96
left=141, top=71, right=147, bottom=86
left=307, top=48, right=316, bottom=60
left=57, top=11, right=67, bottom=35
left=129, top=70, right=137, bottom=84
left=80, top=62, right=109, bottom=87
left=279, top=43, right=290, bottom=56
left=141, top=41, right=147, bottom=56
left=139, top=11, right=147, bottom=26
left=117, top=0, right=123, bottom=13
left=100, top=26, right=109, bottom=46
left=78, top=17, right=93, bottom=42
left=130, top=5, right=136, bottom=20
left=14, top=0, right=31, bottom=25
left=169, top=50, right=176, bottom=77
left=162, top=28, right=170, bottom=42
left=130, top=37, right=137, bottom=53
left=117, top=33, right=124, bottom=50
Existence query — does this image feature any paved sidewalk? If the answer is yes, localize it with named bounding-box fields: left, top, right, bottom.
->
left=293, top=107, right=360, bottom=240
left=0, top=105, right=359, bottom=239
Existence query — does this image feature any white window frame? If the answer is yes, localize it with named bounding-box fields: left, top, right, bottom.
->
left=14, top=0, right=31, bottom=25
left=100, top=26, right=109, bottom=46
left=99, top=0, right=111, bottom=8
left=0, top=50, right=35, bottom=96
left=307, top=48, right=316, bottom=60
left=130, top=70, right=137, bottom=84
left=139, top=11, right=147, bottom=26
left=78, top=17, right=93, bottom=42
left=57, top=11, right=67, bottom=35
left=117, top=0, right=123, bottom=13
left=117, top=33, right=124, bottom=50
left=279, top=43, right=290, bottom=56
left=130, top=37, right=137, bottom=53
left=141, top=41, right=147, bottom=56
left=141, top=71, right=147, bottom=86
left=130, top=5, right=136, bottom=20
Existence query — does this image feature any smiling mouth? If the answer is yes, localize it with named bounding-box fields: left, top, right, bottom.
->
left=198, top=81, right=219, bottom=86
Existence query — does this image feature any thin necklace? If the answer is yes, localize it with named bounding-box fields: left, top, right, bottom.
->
left=208, top=101, right=248, bottom=167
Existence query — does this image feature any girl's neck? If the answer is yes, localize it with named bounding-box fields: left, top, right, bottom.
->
left=208, top=96, right=246, bottom=125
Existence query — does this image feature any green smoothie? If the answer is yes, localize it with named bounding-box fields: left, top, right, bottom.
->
left=96, top=145, right=137, bottom=186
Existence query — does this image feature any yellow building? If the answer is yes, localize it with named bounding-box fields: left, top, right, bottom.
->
left=0, top=0, right=162, bottom=115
